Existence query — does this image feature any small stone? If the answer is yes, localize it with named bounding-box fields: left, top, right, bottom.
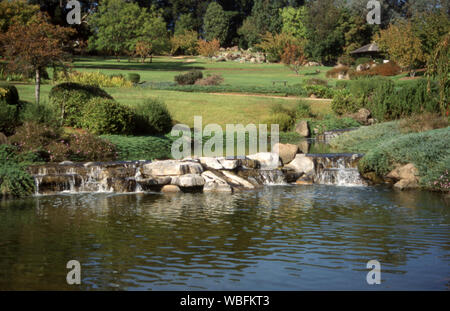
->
left=161, top=185, right=181, bottom=193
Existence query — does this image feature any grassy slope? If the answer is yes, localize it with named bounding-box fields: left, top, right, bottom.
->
left=330, top=122, right=450, bottom=190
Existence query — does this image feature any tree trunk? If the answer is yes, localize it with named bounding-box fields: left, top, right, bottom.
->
left=35, top=68, right=41, bottom=105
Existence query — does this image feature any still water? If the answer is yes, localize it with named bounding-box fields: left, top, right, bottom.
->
left=0, top=185, right=449, bottom=290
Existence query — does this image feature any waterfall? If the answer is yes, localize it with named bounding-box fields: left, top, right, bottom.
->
left=307, top=153, right=366, bottom=187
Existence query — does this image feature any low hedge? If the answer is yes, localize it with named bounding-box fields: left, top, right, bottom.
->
left=81, top=98, right=135, bottom=135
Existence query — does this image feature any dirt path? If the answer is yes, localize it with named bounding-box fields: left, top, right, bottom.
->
left=208, top=92, right=332, bottom=101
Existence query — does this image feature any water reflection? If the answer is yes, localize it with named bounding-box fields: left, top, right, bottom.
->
left=0, top=185, right=449, bottom=290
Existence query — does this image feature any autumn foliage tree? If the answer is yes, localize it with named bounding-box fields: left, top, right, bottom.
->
left=197, top=39, right=220, bottom=58
left=375, top=21, right=425, bottom=77
left=281, top=44, right=307, bottom=75
left=135, top=40, right=152, bottom=63
left=0, top=14, right=74, bottom=104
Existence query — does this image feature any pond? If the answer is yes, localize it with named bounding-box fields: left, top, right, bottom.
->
left=0, top=185, right=448, bottom=290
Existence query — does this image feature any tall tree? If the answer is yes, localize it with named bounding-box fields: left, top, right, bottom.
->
left=426, top=33, right=449, bottom=116
left=281, top=6, right=308, bottom=40
left=0, top=13, right=74, bottom=104
left=203, top=2, right=229, bottom=44
left=375, top=21, right=425, bottom=76
left=88, top=0, right=168, bottom=59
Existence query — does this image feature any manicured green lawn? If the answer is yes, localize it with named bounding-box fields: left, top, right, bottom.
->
left=71, top=56, right=334, bottom=87
left=14, top=83, right=331, bottom=128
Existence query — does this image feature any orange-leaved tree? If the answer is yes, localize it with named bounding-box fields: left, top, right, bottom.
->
left=281, top=44, right=307, bottom=75
left=375, top=21, right=425, bottom=77
left=197, top=39, right=220, bottom=58
left=0, top=13, right=75, bottom=104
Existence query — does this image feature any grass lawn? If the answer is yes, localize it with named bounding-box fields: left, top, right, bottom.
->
left=14, top=83, right=331, bottom=128
left=71, top=56, right=334, bottom=87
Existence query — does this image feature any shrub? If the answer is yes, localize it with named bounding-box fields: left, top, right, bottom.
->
left=305, top=85, right=334, bottom=98
left=197, top=39, right=220, bottom=57
left=384, top=79, right=439, bottom=120
left=351, top=61, right=402, bottom=78
left=65, top=133, right=117, bottom=162
left=305, top=78, right=328, bottom=86
left=194, top=74, right=224, bottom=86
left=171, top=30, right=199, bottom=55
left=49, top=83, right=113, bottom=127
left=310, top=114, right=360, bottom=135
left=128, top=73, right=141, bottom=84
left=132, top=98, right=173, bottom=135
left=0, top=102, right=20, bottom=136
left=81, top=98, right=135, bottom=135
left=9, top=121, right=117, bottom=162
left=9, top=122, right=63, bottom=156
left=0, top=83, right=19, bottom=106
left=56, top=71, right=132, bottom=88
left=331, top=89, right=360, bottom=115
left=174, top=70, right=203, bottom=85
left=270, top=103, right=296, bottom=119
left=19, top=101, right=59, bottom=126
left=338, top=54, right=355, bottom=66
left=265, top=113, right=295, bottom=132
left=295, top=101, right=313, bottom=118
left=0, top=145, right=35, bottom=197
left=399, top=112, right=448, bottom=133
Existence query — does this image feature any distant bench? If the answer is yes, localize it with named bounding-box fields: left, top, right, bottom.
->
left=272, top=80, right=288, bottom=86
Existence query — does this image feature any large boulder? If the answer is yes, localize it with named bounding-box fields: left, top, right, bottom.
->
left=295, top=121, right=310, bottom=138
left=348, top=108, right=371, bottom=125
left=218, top=157, right=241, bottom=170
left=247, top=152, right=281, bottom=170
left=221, top=170, right=255, bottom=189
left=284, top=154, right=315, bottom=175
left=202, top=171, right=233, bottom=193
left=199, top=157, right=223, bottom=170
left=386, top=163, right=418, bottom=181
left=171, top=174, right=205, bottom=187
left=143, top=160, right=202, bottom=176
left=387, top=163, right=419, bottom=190
left=273, top=143, right=299, bottom=165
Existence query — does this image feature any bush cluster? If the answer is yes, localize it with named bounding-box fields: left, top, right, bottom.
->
left=49, top=82, right=113, bottom=127
left=132, top=98, right=173, bottom=135
left=195, top=74, right=224, bottom=86
left=81, top=98, right=135, bottom=135
left=305, top=85, right=335, bottom=98
left=0, top=145, right=35, bottom=198
left=0, top=83, right=22, bottom=135
left=331, top=77, right=440, bottom=121
left=56, top=71, right=133, bottom=88
left=10, top=122, right=117, bottom=162
left=128, top=73, right=141, bottom=84
left=174, top=70, right=203, bottom=85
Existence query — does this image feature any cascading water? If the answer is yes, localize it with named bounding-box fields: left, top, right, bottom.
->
left=29, top=161, right=152, bottom=195
left=307, top=153, right=366, bottom=186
